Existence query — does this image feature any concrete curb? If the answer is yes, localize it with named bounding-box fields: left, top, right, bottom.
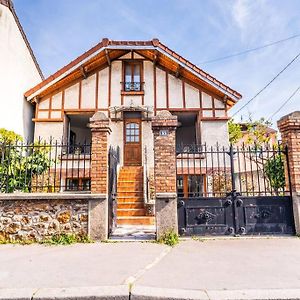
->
left=1, top=286, right=300, bottom=300
left=0, top=288, right=37, bottom=300
left=0, top=285, right=128, bottom=300
left=131, top=286, right=300, bottom=300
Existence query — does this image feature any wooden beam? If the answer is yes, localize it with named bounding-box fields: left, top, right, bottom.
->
left=153, top=50, right=159, bottom=66
left=175, top=65, right=182, bottom=78
left=105, top=49, right=111, bottom=66
left=80, top=66, right=87, bottom=79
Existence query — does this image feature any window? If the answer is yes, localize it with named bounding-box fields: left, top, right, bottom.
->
left=66, top=178, right=91, bottom=191
left=126, top=123, right=140, bottom=143
left=177, top=175, right=205, bottom=198
left=124, top=62, right=142, bottom=91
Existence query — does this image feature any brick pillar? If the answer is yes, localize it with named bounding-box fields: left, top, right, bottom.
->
left=152, top=110, right=178, bottom=239
left=88, top=112, right=111, bottom=240
left=278, top=111, right=300, bottom=234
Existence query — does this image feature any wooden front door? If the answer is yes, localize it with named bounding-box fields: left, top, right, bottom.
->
left=124, top=115, right=142, bottom=166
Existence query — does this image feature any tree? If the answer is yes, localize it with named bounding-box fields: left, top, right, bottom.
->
left=228, top=120, right=242, bottom=144
left=264, top=153, right=286, bottom=195
left=0, top=128, right=22, bottom=143
left=228, top=117, right=274, bottom=146
left=0, top=130, right=52, bottom=193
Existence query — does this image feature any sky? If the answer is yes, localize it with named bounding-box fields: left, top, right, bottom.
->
left=14, top=0, right=300, bottom=126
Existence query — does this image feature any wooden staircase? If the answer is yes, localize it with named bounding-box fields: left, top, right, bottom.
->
left=117, top=166, right=155, bottom=226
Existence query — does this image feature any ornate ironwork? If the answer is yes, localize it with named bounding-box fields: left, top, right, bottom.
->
left=124, top=82, right=142, bottom=91
left=196, top=211, right=216, bottom=223
left=255, top=209, right=272, bottom=219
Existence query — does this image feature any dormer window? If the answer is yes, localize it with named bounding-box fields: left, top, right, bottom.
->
left=123, top=61, right=142, bottom=92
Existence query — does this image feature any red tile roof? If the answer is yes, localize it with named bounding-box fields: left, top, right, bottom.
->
left=24, top=38, right=242, bottom=101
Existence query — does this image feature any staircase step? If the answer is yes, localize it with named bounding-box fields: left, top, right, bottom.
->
left=117, top=216, right=155, bottom=226
left=118, top=187, right=143, bottom=192
left=117, top=197, right=143, bottom=203
left=117, top=202, right=144, bottom=209
left=117, top=208, right=146, bottom=217
left=118, top=191, right=143, bottom=197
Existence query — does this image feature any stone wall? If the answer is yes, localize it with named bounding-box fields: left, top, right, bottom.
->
left=0, top=198, right=88, bottom=242
left=0, top=193, right=107, bottom=242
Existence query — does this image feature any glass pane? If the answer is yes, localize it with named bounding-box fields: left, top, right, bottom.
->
left=134, top=64, right=140, bottom=82
left=134, top=136, right=139, bottom=142
left=125, top=65, right=132, bottom=82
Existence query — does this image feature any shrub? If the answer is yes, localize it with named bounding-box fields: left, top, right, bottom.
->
left=158, top=230, right=179, bottom=246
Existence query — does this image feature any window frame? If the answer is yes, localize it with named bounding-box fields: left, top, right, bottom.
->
left=122, top=60, right=144, bottom=93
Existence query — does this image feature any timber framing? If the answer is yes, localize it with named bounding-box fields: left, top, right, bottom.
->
left=24, top=38, right=242, bottom=106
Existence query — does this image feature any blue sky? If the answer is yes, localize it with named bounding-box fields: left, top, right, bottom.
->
left=14, top=0, right=300, bottom=125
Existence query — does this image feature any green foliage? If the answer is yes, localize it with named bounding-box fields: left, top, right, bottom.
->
left=228, top=117, right=274, bottom=146
left=264, top=153, right=286, bottom=194
left=158, top=230, right=179, bottom=246
left=228, top=120, right=242, bottom=144
left=41, top=233, right=94, bottom=245
left=0, top=128, right=22, bottom=143
left=0, top=131, right=52, bottom=192
left=0, top=233, right=93, bottom=245
left=244, top=117, right=273, bottom=145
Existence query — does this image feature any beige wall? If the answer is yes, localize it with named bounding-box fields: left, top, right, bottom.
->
left=34, top=122, right=64, bottom=142
left=33, top=49, right=230, bottom=159
left=201, top=120, right=229, bottom=147
left=0, top=4, right=42, bottom=140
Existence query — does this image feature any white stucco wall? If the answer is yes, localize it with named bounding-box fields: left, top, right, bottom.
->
left=109, top=121, right=124, bottom=165
left=201, top=120, right=229, bottom=147
left=0, top=4, right=42, bottom=140
left=34, top=122, right=64, bottom=142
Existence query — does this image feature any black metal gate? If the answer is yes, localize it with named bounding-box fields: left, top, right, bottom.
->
left=176, top=143, right=295, bottom=236
left=108, top=146, right=119, bottom=236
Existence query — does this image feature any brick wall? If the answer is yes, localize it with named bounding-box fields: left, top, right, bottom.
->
left=152, top=111, right=178, bottom=194
left=278, top=111, right=300, bottom=192
left=152, top=111, right=178, bottom=238
left=90, top=112, right=111, bottom=194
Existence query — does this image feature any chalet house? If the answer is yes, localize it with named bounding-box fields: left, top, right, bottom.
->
left=0, top=0, right=43, bottom=140
left=24, top=38, right=242, bottom=227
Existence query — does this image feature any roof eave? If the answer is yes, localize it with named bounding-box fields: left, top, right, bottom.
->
left=26, top=44, right=241, bottom=103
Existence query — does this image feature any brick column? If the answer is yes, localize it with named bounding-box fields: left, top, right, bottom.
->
left=88, top=112, right=111, bottom=240
left=152, top=110, right=178, bottom=239
left=278, top=111, right=300, bottom=234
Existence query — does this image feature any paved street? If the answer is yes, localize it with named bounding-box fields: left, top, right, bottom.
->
left=0, top=237, right=300, bottom=299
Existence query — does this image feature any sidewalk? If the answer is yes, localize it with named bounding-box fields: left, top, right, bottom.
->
left=0, top=237, right=300, bottom=299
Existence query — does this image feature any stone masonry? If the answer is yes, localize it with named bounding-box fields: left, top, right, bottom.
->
left=278, top=111, right=300, bottom=234
left=0, top=198, right=88, bottom=242
left=152, top=110, right=178, bottom=239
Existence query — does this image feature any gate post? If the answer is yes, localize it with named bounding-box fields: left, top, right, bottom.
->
left=89, top=112, right=111, bottom=240
left=152, top=111, right=178, bottom=239
left=278, top=111, right=300, bottom=234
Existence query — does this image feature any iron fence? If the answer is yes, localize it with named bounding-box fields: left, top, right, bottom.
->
left=176, top=143, right=290, bottom=198
left=0, top=141, right=92, bottom=193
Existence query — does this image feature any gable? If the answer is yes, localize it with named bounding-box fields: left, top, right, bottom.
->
left=33, top=57, right=228, bottom=123
left=25, top=38, right=242, bottom=107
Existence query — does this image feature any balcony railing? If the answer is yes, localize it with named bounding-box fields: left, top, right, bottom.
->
left=123, top=82, right=144, bottom=92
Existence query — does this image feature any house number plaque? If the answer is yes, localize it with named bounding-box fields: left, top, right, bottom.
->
left=159, top=129, right=169, bottom=136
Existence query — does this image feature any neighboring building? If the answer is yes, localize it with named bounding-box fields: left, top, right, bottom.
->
left=0, top=0, right=43, bottom=140
left=24, top=38, right=242, bottom=226
left=232, top=123, right=278, bottom=196
left=236, top=123, right=277, bottom=147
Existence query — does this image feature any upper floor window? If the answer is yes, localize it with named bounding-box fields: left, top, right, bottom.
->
left=124, top=61, right=142, bottom=92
